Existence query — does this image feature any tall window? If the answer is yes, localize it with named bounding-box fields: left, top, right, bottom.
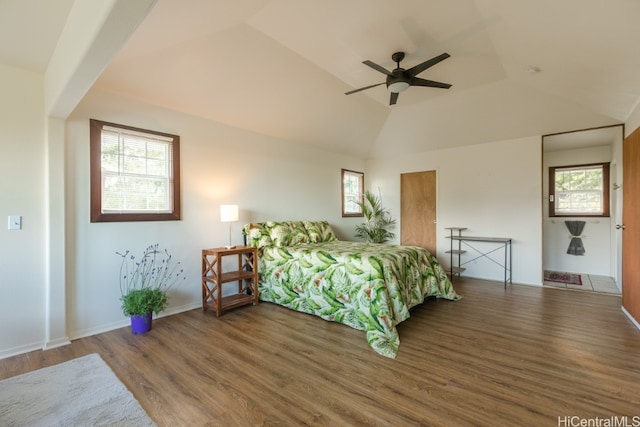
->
left=549, top=162, right=609, bottom=217
left=90, top=119, right=181, bottom=222
left=341, top=169, right=364, bottom=217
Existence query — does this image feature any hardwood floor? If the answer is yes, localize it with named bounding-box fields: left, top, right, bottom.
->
left=2, top=278, right=639, bottom=426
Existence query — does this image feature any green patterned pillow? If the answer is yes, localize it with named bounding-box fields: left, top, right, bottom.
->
left=268, top=222, right=293, bottom=247
left=303, top=221, right=338, bottom=243
left=242, top=223, right=273, bottom=248
left=287, top=221, right=311, bottom=245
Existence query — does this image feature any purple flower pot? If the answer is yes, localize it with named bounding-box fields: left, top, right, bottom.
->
left=130, top=313, right=153, bottom=334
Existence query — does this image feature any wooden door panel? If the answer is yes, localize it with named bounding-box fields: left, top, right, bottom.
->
left=401, top=171, right=436, bottom=254
left=623, top=127, right=640, bottom=322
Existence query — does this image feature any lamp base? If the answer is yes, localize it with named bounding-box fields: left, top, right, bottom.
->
left=224, top=245, right=236, bottom=249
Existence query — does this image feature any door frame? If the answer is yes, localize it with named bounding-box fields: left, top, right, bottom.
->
left=541, top=124, right=624, bottom=287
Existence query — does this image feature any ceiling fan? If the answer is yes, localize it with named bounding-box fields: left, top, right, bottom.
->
left=345, top=51, right=452, bottom=105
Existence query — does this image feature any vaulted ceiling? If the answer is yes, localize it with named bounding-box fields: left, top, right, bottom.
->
left=2, top=0, right=639, bottom=158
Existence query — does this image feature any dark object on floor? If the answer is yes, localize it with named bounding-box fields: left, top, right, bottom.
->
left=544, top=270, right=582, bottom=286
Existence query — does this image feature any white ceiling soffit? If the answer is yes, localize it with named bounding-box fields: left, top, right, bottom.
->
left=96, top=23, right=389, bottom=157
left=0, top=0, right=74, bottom=72
left=543, top=125, right=623, bottom=153
left=87, top=0, right=640, bottom=158
left=372, top=80, right=620, bottom=157
left=247, top=0, right=506, bottom=106
left=475, top=0, right=640, bottom=121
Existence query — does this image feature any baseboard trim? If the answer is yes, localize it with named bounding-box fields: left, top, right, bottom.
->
left=0, top=343, right=43, bottom=361
left=621, top=306, right=640, bottom=330
left=43, top=337, right=72, bottom=350
left=69, top=302, right=201, bottom=341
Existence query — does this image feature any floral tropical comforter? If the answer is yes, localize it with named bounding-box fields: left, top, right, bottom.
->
left=245, top=221, right=459, bottom=358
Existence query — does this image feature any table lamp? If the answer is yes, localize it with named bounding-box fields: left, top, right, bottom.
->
left=220, top=204, right=239, bottom=249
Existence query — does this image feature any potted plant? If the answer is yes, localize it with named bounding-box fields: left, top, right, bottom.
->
left=117, top=244, right=185, bottom=334
left=354, top=190, right=397, bottom=243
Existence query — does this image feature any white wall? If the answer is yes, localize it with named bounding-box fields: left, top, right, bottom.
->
left=0, top=65, right=47, bottom=357
left=367, top=136, right=542, bottom=286
left=542, top=146, right=613, bottom=276
left=65, top=88, right=365, bottom=339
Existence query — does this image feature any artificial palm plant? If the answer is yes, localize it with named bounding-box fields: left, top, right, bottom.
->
left=354, top=190, right=397, bottom=243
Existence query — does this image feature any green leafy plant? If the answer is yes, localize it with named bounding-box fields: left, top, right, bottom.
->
left=120, top=288, right=168, bottom=316
left=354, top=190, right=397, bottom=243
left=117, top=244, right=185, bottom=316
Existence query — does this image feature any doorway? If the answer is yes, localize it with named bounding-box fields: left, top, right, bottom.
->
left=400, top=170, right=436, bottom=254
left=542, top=125, right=623, bottom=294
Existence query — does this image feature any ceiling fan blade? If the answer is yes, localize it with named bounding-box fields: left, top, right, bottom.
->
left=406, top=53, right=450, bottom=77
left=363, top=60, right=392, bottom=76
left=390, top=92, right=399, bottom=105
left=345, top=82, right=385, bottom=95
left=410, top=77, right=452, bottom=89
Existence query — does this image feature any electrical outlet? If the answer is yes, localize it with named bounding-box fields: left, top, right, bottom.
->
left=8, top=215, right=21, bottom=230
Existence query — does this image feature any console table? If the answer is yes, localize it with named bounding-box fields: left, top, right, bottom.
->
left=445, top=227, right=512, bottom=288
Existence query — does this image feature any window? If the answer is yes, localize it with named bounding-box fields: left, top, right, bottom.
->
left=341, top=169, right=364, bottom=217
left=90, top=119, right=181, bottom=222
left=549, top=162, right=609, bottom=217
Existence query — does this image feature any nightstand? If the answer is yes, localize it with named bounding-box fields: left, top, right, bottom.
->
left=201, top=246, right=259, bottom=316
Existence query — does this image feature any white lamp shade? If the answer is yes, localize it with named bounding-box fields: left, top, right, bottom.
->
left=220, top=204, right=239, bottom=222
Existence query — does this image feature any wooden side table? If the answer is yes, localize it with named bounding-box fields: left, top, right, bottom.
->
left=201, top=246, right=259, bottom=316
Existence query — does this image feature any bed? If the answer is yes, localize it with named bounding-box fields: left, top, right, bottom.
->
left=242, top=220, right=459, bottom=358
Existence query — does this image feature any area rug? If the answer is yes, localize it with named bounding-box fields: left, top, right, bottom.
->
left=0, top=353, right=155, bottom=426
left=544, top=270, right=582, bottom=285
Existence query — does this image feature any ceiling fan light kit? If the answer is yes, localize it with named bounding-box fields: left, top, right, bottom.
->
left=346, top=51, right=452, bottom=105
left=388, top=81, right=410, bottom=93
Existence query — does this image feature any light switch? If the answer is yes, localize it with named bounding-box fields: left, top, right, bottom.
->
left=8, top=216, right=21, bottom=230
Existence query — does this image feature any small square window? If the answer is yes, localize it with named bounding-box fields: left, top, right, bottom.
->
left=549, top=163, right=609, bottom=217
left=90, top=119, right=181, bottom=222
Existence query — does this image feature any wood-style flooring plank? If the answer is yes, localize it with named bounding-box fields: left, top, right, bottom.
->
left=1, top=278, right=639, bottom=426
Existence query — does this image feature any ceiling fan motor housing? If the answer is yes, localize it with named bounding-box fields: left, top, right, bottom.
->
left=387, top=52, right=410, bottom=92
left=387, top=69, right=411, bottom=92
